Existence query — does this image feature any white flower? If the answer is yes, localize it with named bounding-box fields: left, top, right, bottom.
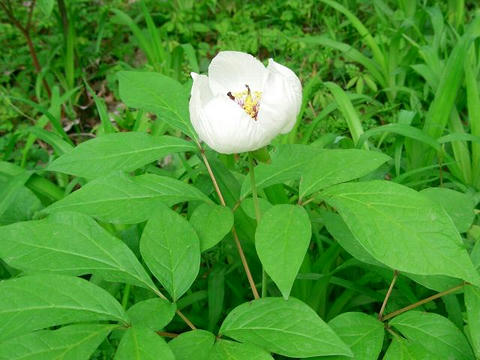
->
left=189, top=51, right=302, bottom=154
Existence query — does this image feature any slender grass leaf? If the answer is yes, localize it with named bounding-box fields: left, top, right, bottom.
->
left=0, top=324, right=116, bottom=360
left=0, top=274, right=128, bottom=341
left=255, top=205, right=311, bottom=299
left=220, top=297, right=352, bottom=358
left=48, top=133, right=196, bottom=179
left=140, top=205, right=200, bottom=301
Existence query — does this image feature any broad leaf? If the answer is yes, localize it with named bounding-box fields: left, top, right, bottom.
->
left=326, top=312, right=384, bottom=360
left=49, top=133, right=196, bottom=179
left=210, top=340, right=274, bottom=360
left=383, top=337, right=438, bottom=360
left=299, top=149, right=390, bottom=199
left=127, top=298, right=176, bottom=331
left=118, top=71, right=196, bottom=139
left=0, top=324, right=115, bottom=360
left=220, top=297, right=352, bottom=358
left=465, top=286, right=480, bottom=358
left=44, top=172, right=211, bottom=224
left=0, top=212, right=156, bottom=291
left=115, top=327, right=174, bottom=360
left=140, top=205, right=200, bottom=301
left=190, top=203, right=234, bottom=251
left=0, top=274, right=127, bottom=341
left=421, top=187, right=475, bottom=233
left=321, top=180, right=480, bottom=285
left=255, top=204, right=311, bottom=299
left=168, top=330, right=215, bottom=360
left=390, top=311, right=475, bottom=360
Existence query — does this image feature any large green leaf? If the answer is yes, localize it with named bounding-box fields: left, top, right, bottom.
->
left=127, top=298, right=176, bottom=331
left=321, top=180, right=480, bottom=285
left=420, top=187, right=475, bottom=233
left=209, top=340, right=274, bottom=360
left=0, top=324, right=115, bottom=360
left=465, top=286, right=480, bottom=358
left=0, top=274, right=128, bottom=341
left=390, top=311, right=475, bottom=360
left=44, top=172, right=210, bottom=224
left=168, top=330, right=215, bottom=360
left=48, top=133, right=196, bottom=179
left=140, top=206, right=200, bottom=301
left=255, top=205, right=311, bottom=299
left=118, top=71, right=196, bottom=139
left=219, top=297, right=352, bottom=358
left=0, top=212, right=156, bottom=291
left=383, top=337, right=438, bottom=360
left=326, top=312, right=384, bottom=360
left=114, top=327, right=174, bottom=360
left=190, top=203, right=234, bottom=251
left=299, top=149, right=390, bottom=199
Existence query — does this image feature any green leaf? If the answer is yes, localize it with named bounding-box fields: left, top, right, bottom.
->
left=0, top=182, right=42, bottom=225
left=220, top=297, right=352, bottom=358
left=114, top=327, right=174, bottom=360
left=241, top=197, right=272, bottom=219
left=321, top=180, right=480, bottom=286
left=209, top=340, right=274, bottom=360
left=326, top=312, right=384, bottom=360
left=44, top=172, right=210, bottom=224
left=390, top=311, right=475, bottom=360
left=37, top=0, right=54, bottom=17
left=255, top=205, right=311, bottom=299
left=0, top=274, right=127, bottom=341
left=0, top=212, right=156, bottom=291
left=118, top=71, right=196, bottom=139
left=0, top=324, right=115, bottom=360
left=465, top=286, right=480, bottom=358
left=0, top=171, right=32, bottom=218
left=140, top=205, right=200, bottom=301
left=241, top=145, right=320, bottom=198
left=168, top=330, right=215, bottom=360
left=48, top=133, right=196, bottom=179
left=420, top=188, right=475, bottom=233
left=383, top=337, right=438, bottom=360
left=127, top=298, right=176, bottom=331
left=299, top=149, right=390, bottom=199
left=190, top=203, right=233, bottom=251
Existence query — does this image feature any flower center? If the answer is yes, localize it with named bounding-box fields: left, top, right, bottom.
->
left=227, top=84, right=262, bottom=120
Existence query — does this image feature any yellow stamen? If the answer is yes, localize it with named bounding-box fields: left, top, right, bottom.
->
left=228, top=85, right=262, bottom=120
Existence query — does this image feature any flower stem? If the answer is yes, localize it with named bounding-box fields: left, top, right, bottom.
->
left=248, top=152, right=267, bottom=297
left=381, top=282, right=466, bottom=321
left=199, top=148, right=260, bottom=300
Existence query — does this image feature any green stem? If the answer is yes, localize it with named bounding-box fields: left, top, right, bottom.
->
left=121, top=284, right=131, bottom=309
left=249, top=152, right=267, bottom=297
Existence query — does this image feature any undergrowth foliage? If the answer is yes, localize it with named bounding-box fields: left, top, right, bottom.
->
left=1, top=0, right=480, bottom=359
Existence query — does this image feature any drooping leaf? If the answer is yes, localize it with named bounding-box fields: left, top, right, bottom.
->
left=49, top=133, right=196, bottom=179
left=220, top=297, right=352, bottom=358
left=321, top=180, right=480, bottom=285
left=190, top=203, right=233, bottom=251
left=168, top=330, right=215, bottom=360
left=326, top=312, right=384, bottom=360
left=255, top=205, right=311, bottom=299
left=390, top=311, right=475, bottom=360
left=209, top=340, right=274, bottom=360
left=0, top=212, right=156, bottom=291
left=0, top=324, right=115, bottom=360
left=299, top=149, right=390, bottom=199
left=420, top=187, right=475, bottom=233
left=118, top=71, right=196, bottom=139
left=114, top=327, right=174, bottom=360
left=44, top=172, right=210, bottom=224
left=127, top=298, right=176, bottom=331
left=140, top=205, right=200, bottom=301
left=0, top=274, right=128, bottom=341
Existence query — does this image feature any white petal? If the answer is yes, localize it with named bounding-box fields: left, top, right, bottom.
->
left=257, top=59, right=302, bottom=134
left=208, top=51, right=269, bottom=96
left=198, top=95, right=268, bottom=154
left=189, top=73, right=216, bottom=146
